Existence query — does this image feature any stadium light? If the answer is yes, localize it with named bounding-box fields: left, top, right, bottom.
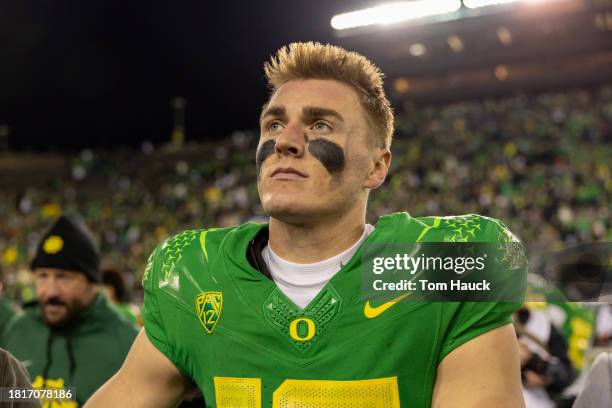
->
left=409, top=43, right=427, bottom=56
left=394, top=78, right=411, bottom=93
left=494, top=65, right=509, bottom=80
left=497, top=27, right=513, bottom=45
left=464, top=0, right=559, bottom=9
left=331, top=1, right=462, bottom=31
left=463, top=0, right=517, bottom=9
left=447, top=35, right=465, bottom=52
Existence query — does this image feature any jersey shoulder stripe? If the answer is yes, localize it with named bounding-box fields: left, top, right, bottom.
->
left=143, top=227, right=235, bottom=286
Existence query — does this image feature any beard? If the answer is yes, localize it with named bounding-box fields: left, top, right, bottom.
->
left=41, top=296, right=90, bottom=329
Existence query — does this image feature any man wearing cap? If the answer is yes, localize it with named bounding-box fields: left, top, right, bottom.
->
left=0, top=215, right=138, bottom=407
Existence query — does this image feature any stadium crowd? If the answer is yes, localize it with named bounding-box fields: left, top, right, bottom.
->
left=0, top=84, right=611, bottom=407
left=2, top=85, right=610, bottom=303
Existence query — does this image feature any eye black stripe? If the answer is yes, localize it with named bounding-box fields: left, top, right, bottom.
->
left=308, top=139, right=345, bottom=174
left=256, top=139, right=276, bottom=174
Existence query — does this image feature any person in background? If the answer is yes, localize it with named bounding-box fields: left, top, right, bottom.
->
left=573, top=352, right=612, bottom=408
left=0, top=214, right=138, bottom=407
left=594, top=304, right=612, bottom=346
left=514, top=307, right=575, bottom=408
left=101, top=268, right=140, bottom=326
left=0, top=267, right=17, bottom=335
left=1, top=346, right=41, bottom=408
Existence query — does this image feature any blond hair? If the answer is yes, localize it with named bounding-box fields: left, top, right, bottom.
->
left=263, top=42, right=393, bottom=149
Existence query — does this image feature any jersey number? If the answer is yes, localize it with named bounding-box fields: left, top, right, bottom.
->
left=214, top=376, right=400, bottom=407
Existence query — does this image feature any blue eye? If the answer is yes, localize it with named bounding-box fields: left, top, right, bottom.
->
left=313, top=121, right=331, bottom=131
left=268, top=122, right=282, bottom=132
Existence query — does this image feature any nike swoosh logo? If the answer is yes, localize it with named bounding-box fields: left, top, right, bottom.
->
left=364, top=292, right=412, bottom=319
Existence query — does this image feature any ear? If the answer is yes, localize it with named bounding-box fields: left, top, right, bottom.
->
left=363, top=149, right=391, bottom=190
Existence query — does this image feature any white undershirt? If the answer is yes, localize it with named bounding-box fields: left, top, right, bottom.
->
left=262, top=224, right=375, bottom=309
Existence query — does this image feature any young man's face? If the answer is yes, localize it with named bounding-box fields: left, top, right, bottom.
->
left=257, top=78, right=382, bottom=223
left=35, top=268, right=98, bottom=328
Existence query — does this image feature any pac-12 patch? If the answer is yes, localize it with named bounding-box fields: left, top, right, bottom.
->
left=196, top=291, right=223, bottom=334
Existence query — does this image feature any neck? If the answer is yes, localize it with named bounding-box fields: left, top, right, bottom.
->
left=268, top=203, right=366, bottom=263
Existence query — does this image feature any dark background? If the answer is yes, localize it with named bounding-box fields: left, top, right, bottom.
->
left=0, top=0, right=370, bottom=150
left=2, top=0, right=612, bottom=151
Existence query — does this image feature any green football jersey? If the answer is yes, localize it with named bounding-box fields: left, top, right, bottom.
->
left=142, top=213, right=526, bottom=407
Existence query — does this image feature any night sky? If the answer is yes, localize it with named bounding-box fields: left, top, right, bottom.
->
left=0, top=0, right=373, bottom=150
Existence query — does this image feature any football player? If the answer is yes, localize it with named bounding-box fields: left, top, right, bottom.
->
left=86, top=42, right=526, bottom=407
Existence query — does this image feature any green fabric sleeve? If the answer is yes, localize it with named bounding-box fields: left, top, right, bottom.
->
left=141, top=244, right=178, bottom=367
left=438, top=302, right=518, bottom=363
left=438, top=217, right=527, bottom=362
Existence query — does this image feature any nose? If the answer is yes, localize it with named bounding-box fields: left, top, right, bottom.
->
left=39, top=276, right=61, bottom=300
left=275, top=122, right=306, bottom=158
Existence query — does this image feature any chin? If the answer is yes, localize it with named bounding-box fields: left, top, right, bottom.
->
left=43, top=314, right=68, bottom=328
left=264, top=201, right=312, bottom=221
left=43, top=305, right=81, bottom=328
left=265, top=200, right=336, bottom=225
left=266, top=204, right=306, bottom=218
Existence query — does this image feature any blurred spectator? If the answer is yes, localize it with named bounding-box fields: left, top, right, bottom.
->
left=0, top=215, right=137, bottom=406
left=595, top=305, right=612, bottom=346
left=515, top=307, right=575, bottom=407
left=0, top=347, right=41, bottom=408
left=101, top=268, right=140, bottom=325
left=573, top=352, right=612, bottom=408
left=0, top=267, right=17, bottom=336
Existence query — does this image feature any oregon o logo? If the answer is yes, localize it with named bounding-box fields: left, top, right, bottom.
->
left=289, top=318, right=316, bottom=342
